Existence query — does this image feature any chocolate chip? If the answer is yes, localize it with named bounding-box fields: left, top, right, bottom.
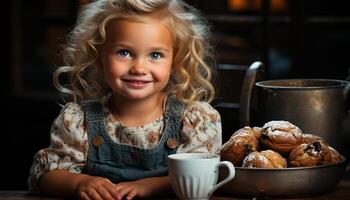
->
left=261, top=134, right=269, bottom=140
left=305, top=143, right=315, bottom=154
left=313, top=141, right=321, bottom=152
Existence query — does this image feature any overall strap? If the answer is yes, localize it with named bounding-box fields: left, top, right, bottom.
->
left=80, top=100, right=105, bottom=122
left=163, top=97, right=185, bottom=139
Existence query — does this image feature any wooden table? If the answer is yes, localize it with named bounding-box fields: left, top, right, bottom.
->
left=1, top=172, right=349, bottom=200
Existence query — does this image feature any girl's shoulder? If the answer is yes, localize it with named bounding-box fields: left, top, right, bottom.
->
left=60, top=102, right=84, bottom=115
left=57, top=102, right=85, bottom=122
left=60, top=95, right=109, bottom=115
left=51, top=102, right=86, bottom=138
left=185, top=101, right=218, bottom=112
left=184, top=101, right=221, bottom=122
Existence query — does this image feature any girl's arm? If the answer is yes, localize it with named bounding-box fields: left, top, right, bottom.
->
left=179, top=101, right=222, bottom=154
left=39, top=169, right=120, bottom=200
left=115, top=176, right=174, bottom=200
left=28, top=102, right=88, bottom=191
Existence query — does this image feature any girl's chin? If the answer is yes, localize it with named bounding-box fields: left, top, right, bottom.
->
left=116, top=92, right=158, bottom=101
left=111, top=87, right=165, bottom=101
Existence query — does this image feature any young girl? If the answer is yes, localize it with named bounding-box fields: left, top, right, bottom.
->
left=28, top=0, right=222, bottom=199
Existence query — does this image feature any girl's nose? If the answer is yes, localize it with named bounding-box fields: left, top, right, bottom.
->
left=130, top=58, right=148, bottom=75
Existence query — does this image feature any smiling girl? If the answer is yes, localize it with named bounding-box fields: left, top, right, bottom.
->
left=28, top=0, right=222, bottom=199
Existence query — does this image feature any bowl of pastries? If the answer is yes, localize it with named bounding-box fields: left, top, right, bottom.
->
left=219, top=120, right=349, bottom=198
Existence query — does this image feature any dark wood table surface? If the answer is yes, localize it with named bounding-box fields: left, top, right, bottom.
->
left=1, top=172, right=349, bottom=200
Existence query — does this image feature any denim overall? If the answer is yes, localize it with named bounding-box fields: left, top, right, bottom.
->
left=80, top=97, right=184, bottom=183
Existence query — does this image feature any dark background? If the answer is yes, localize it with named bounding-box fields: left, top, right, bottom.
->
left=2, top=0, right=350, bottom=190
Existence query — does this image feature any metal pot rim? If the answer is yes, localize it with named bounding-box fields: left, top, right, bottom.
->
left=256, top=78, right=349, bottom=89
left=234, top=156, right=347, bottom=171
left=220, top=156, right=349, bottom=198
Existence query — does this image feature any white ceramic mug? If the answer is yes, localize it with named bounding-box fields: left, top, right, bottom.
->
left=168, top=152, right=235, bottom=200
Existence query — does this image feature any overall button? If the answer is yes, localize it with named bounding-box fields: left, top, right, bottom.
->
left=167, top=138, right=178, bottom=149
left=92, top=135, right=104, bottom=148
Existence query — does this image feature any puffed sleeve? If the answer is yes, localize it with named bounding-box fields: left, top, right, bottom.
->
left=177, top=101, right=222, bottom=154
left=28, top=102, right=88, bottom=191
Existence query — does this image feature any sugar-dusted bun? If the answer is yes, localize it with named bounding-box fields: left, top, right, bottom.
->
left=251, top=126, right=262, bottom=140
left=301, top=133, right=324, bottom=144
left=242, top=150, right=287, bottom=168
left=221, top=127, right=260, bottom=166
left=259, top=150, right=288, bottom=168
left=289, top=141, right=332, bottom=167
left=231, top=126, right=262, bottom=140
left=260, top=120, right=303, bottom=154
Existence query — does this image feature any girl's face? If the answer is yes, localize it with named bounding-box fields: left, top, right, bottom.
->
left=100, top=19, right=173, bottom=101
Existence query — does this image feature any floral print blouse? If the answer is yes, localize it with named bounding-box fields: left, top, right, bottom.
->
left=28, top=96, right=222, bottom=190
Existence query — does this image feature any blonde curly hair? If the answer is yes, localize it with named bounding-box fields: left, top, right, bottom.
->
left=53, top=0, right=215, bottom=105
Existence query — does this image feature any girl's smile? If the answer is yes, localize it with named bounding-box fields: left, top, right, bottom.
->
left=122, top=77, right=153, bottom=89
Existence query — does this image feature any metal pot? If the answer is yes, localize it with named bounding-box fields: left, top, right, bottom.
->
left=239, top=62, right=350, bottom=156
left=225, top=62, right=350, bottom=198
left=219, top=157, right=349, bottom=198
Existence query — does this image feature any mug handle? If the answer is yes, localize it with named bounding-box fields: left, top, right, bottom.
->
left=208, top=161, right=235, bottom=197
left=239, top=61, right=264, bottom=126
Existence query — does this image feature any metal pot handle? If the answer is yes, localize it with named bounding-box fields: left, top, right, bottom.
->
left=346, top=67, right=350, bottom=110
left=346, top=163, right=350, bottom=174
left=239, top=61, right=264, bottom=126
left=344, top=82, right=350, bottom=111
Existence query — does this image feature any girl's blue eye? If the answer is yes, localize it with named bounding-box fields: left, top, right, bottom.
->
left=149, top=52, right=162, bottom=60
left=117, top=50, right=131, bottom=58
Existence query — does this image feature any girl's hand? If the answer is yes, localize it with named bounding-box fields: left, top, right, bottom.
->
left=115, top=176, right=171, bottom=200
left=114, top=179, right=154, bottom=200
left=75, top=175, right=120, bottom=200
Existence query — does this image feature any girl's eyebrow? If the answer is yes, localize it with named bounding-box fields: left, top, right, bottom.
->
left=111, top=42, right=133, bottom=49
left=149, top=47, right=170, bottom=53
left=112, top=42, right=170, bottom=52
